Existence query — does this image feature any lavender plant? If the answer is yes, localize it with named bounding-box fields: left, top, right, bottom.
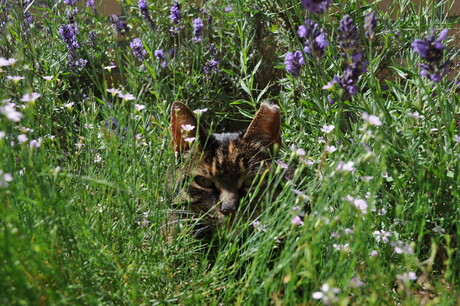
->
left=0, top=0, right=459, bottom=305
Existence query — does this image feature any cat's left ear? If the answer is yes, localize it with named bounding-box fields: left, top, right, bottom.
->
left=243, top=102, right=281, bottom=151
left=170, top=101, right=204, bottom=154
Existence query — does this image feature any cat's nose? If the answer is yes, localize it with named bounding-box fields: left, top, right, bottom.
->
left=220, top=199, right=238, bottom=215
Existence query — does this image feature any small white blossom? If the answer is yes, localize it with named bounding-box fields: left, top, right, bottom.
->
left=134, top=104, right=146, bottom=111
left=291, top=215, right=304, bottom=226
left=0, top=170, right=13, bottom=188
left=184, top=137, right=196, bottom=143
left=397, top=271, right=417, bottom=283
left=392, top=240, right=413, bottom=255
left=29, top=139, right=41, bottom=148
left=408, top=111, right=424, bottom=120
left=325, top=145, right=337, bottom=153
left=312, top=283, right=340, bottom=305
left=181, top=124, right=195, bottom=132
left=336, top=161, right=356, bottom=172
left=20, top=92, right=41, bottom=103
left=0, top=104, right=23, bottom=122
left=373, top=230, right=392, bottom=243
left=118, top=92, right=136, bottom=101
left=454, top=135, right=460, bottom=143
left=321, top=124, right=335, bottom=134
left=193, top=108, right=208, bottom=115
left=17, top=134, right=28, bottom=144
left=0, top=57, right=17, bottom=67
left=362, top=112, right=382, bottom=126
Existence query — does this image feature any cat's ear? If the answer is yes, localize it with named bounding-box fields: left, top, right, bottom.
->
left=243, top=102, right=281, bottom=150
left=170, top=101, right=203, bottom=153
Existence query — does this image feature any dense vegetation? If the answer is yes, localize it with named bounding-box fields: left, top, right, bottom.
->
left=1, top=0, right=459, bottom=304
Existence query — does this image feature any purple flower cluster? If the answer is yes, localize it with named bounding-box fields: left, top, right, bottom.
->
left=59, top=23, right=87, bottom=71
left=64, top=0, right=78, bottom=5
left=86, top=0, right=95, bottom=10
left=412, top=29, right=450, bottom=82
left=193, top=18, right=203, bottom=43
left=154, top=49, right=168, bottom=68
left=284, top=51, right=305, bottom=77
left=301, top=0, right=331, bottom=14
left=138, top=0, right=155, bottom=29
left=130, top=38, right=147, bottom=62
left=323, top=53, right=367, bottom=98
left=110, top=15, right=129, bottom=35
left=204, top=44, right=219, bottom=75
left=364, top=12, right=377, bottom=40
left=338, top=15, right=358, bottom=52
left=297, top=19, right=328, bottom=58
left=169, top=0, right=181, bottom=35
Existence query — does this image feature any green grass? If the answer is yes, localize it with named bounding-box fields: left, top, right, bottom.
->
left=1, top=0, right=459, bottom=304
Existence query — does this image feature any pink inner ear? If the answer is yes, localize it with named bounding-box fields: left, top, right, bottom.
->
left=170, top=102, right=198, bottom=153
left=243, top=103, right=281, bottom=148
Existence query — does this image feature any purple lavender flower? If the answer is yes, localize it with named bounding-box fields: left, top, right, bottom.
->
left=301, top=0, right=331, bottom=14
left=323, top=52, right=367, bottom=98
left=88, top=31, right=96, bottom=48
left=412, top=29, right=450, bottom=82
left=138, top=0, right=155, bottom=29
left=338, top=15, right=358, bottom=52
left=225, top=5, right=232, bottom=13
left=66, top=7, right=79, bottom=23
left=130, top=38, right=147, bottom=61
left=209, top=43, right=218, bottom=56
left=364, top=11, right=377, bottom=40
left=154, top=49, right=167, bottom=68
left=86, top=0, right=95, bottom=9
left=59, top=24, right=79, bottom=49
left=170, top=0, right=181, bottom=24
left=204, top=58, right=219, bottom=75
left=193, top=18, right=204, bottom=43
left=110, top=15, right=129, bottom=35
left=298, top=19, right=328, bottom=58
left=23, top=11, right=33, bottom=24
left=64, top=0, right=78, bottom=5
left=284, top=51, right=305, bottom=77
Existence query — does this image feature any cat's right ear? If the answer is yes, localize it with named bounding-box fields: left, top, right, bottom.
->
left=170, top=101, right=200, bottom=154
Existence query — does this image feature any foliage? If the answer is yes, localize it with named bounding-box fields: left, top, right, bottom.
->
left=0, top=0, right=459, bottom=304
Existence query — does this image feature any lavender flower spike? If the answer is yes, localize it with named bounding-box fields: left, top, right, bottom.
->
left=284, top=51, right=305, bottom=77
left=138, top=0, right=155, bottom=29
left=412, top=29, right=450, bottom=82
left=338, top=15, right=358, bottom=52
left=193, top=18, right=203, bottom=43
left=301, top=0, right=331, bottom=14
left=130, top=38, right=147, bottom=61
left=364, top=11, right=377, bottom=40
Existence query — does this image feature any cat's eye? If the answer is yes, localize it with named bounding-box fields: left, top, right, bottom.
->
left=194, top=176, right=214, bottom=188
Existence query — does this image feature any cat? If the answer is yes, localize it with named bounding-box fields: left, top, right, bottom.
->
left=168, top=101, right=281, bottom=238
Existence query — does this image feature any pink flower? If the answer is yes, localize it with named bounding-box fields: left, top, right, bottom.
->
left=291, top=215, right=304, bottom=226
left=362, top=112, right=382, bottom=126
left=118, top=92, right=136, bottom=100
left=20, top=92, right=41, bottom=103
left=321, top=124, right=335, bottom=133
left=181, top=124, right=195, bottom=131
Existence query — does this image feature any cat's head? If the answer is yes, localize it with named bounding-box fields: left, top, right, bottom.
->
left=170, top=101, right=281, bottom=235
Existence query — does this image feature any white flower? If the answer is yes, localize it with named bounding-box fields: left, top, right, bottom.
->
left=184, top=137, right=196, bottom=143
left=64, top=102, right=75, bottom=108
left=0, top=57, right=17, bottom=67
left=7, top=75, right=25, bottom=82
left=0, top=104, right=23, bottom=122
left=107, top=88, right=122, bottom=96
left=373, top=230, right=392, bottom=243
left=42, top=76, right=53, bottom=81
left=408, top=111, right=424, bottom=120
left=0, top=170, right=13, bottom=188
left=397, top=271, right=417, bottom=283
left=17, top=134, right=28, bottom=144
left=312, top=283, right=340, bottom=305
left=336, top=161, right=356, bottom=172
left=370, top=250, right=378, bottom=257
left=321, top=124, right=335, bottom=134
left=193, top=108, right=208, bottom=115
left=20, top=92, right=41, bottom=103
left=454, top=135, right=460, bottom=143
left=134, top=104, right=146, bottom=111
left=325, top=145, right=337, bottom=153
left=0, top=131, right=5, bottom=139
left=362, top=112, right=382, bottom=126
left=181, top=124, right=195, bottom=131
left=29, top=139, right=41, bottom=148
left=391, top=240, right=413, bottom=255
left=118, top=92, right=136, bottom=101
